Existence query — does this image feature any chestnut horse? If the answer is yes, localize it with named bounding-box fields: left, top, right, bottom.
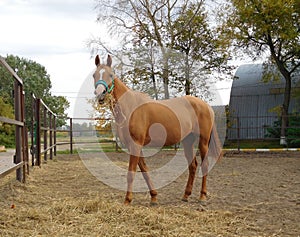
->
left=93, top=55, right=222, bottom=205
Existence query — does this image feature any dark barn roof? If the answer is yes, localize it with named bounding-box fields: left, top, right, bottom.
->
left=228, top=64, right=300, bottom=139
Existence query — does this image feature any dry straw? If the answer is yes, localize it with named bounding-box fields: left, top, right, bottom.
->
left=0, top=154, right=247, bottom=236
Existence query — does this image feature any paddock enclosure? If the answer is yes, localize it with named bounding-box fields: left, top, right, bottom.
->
left=0, top=150, right=299, bottom=236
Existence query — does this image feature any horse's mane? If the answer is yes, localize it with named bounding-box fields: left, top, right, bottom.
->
left=132, top=90, right=152, bottom=101
left=118, top=77, right=152, bottom=101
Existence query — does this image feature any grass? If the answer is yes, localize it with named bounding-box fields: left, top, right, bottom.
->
left=223, top=139, right=290, bottom=149
left=41, top=139, right=297, bottom=155
left=56, top=149, right=78, bottom=155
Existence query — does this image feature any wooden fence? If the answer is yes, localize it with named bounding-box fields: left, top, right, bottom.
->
left=31, top=94, right=57, bottom=166
left=0, top=56, right=29, bottom=182
left=0, top=66, right=115, bottom=182
left=1, top=57, right=299, bottom=182
left=30, top=105, right=117, bottom=166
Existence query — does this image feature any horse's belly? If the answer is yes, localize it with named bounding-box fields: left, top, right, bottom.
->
left=143, top=120, right=183, bottom=147
left=129, top=99, right=197, bottom=147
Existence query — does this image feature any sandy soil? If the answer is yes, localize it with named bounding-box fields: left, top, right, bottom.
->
left=102, top=150, right=300, bottom=236
left=0, top=151, right=299, bottom=236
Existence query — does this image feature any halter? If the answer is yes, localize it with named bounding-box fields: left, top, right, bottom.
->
left=95, top=79, right=114, bottom=93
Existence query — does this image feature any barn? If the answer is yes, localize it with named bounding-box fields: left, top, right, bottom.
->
left=227, top=64, right=300, bottom=140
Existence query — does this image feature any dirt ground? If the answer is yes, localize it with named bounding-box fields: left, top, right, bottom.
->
left=0, top=151, right=299, bottom=236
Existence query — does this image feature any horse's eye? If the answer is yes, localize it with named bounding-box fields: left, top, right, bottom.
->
left=110, top=74, right=113, bottom=78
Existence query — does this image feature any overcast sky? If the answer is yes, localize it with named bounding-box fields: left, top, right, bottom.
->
left=0, top=0, right=107, bottom=117
left=0, top=0, right=235, bottom=118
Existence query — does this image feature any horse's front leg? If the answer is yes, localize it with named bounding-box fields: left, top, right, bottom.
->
left=125, top=154, right=140, bottom=205
left=138, top=156, right=158, bottom=205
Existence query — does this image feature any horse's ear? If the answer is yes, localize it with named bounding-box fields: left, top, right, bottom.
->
left=95, top=55, right=100, bottom=66
left=107, top=55, right=112, bottom=67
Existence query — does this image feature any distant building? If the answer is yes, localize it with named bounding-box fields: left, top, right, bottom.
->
left=227, top=64, right=300, bottom=140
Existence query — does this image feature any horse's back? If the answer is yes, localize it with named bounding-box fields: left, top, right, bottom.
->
left=160, top=95, right=213, bottom=122
left=158, top=95, right=214, bottom=137
left=128, top=95, right=214, bottom=146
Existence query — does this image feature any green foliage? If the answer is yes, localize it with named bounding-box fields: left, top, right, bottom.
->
left=221, top=0, right=300, bottom=60
left=44, top=95, right=70, bottom=127
left=221, top=0, right=300, bottom=140
left=173, top=3, right=230, bottom=70
left=265, top=113, right=300, bottom=147
left=223, top=139, right=284, bottom=149
left=170, top=3, right=232, bottom=96
left=0, top=55, right=69, bottom=128
left=220, top=0, right=300, bottom=76
left=0, top=97, right=15, bottom=147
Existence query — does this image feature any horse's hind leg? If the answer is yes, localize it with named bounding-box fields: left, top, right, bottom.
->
left=182, top=134, right=198, bottom=202
left=198, top=136, right=209, bottom=201
left=138, top=156, right=158, bottom=205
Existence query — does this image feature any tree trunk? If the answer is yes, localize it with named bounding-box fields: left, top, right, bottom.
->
left=162, top=57, right=170, bottom=99
left=267, top=34, right=292, bottom=145
left=280, top=73, right=292, bottom=145
left=150, top=43, right=158, bottom=100
left=185, top=79, right=191, bottom=95
left=184, top=53, right=191, bottom=95
left=151, top=66, right=158, bottom=100
left=163, top=71, right=169, bottom=99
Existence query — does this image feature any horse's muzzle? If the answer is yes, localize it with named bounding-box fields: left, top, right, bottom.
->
left=97, top=93, right=106, bottom=104
left=94, top=84, right=107, bottom=104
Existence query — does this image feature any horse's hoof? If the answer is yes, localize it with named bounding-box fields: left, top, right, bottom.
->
left=124, top=200, right=132, bottom=205
left=150, top=201, right=158, bottom=206
left=181, top=197, right=188, bottom=202
left=198, top=198, right=207, bottom=206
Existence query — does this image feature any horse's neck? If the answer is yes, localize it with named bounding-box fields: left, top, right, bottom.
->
left=112, top=78, right=130, bottom=101
left=111, top=78, right=133, bottom=117
left=112, top=78, right=147, bottom=117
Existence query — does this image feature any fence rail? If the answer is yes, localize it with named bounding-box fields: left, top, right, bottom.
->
left=30, top=102, right=117, bottom=166
left=31, top=95, right=57, bottom=166
left=226, top=113, right=300, bottom=150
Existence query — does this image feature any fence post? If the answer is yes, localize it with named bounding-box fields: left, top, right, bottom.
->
left=237, top=116, right=240, bottom=151
left=21, top=91, right=28, bottom=178
left=70, top=118, right=73, bottom=154
left=36, top=99, right=41, bottom=166
left=31, top=94, right=35, bottom=166
left=14, top=80, right=23, bottom=182
left=54, top=116, right=57, bottom=156
left=49, top=112, right=53, bottom=160
left=43, top=107, right=47, bottom=162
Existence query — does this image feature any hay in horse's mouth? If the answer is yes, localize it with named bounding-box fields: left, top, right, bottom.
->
left=98, top=99, right=105, bottom=105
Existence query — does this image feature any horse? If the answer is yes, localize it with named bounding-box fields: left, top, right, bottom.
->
left=93, top=54, right=223, bottom=205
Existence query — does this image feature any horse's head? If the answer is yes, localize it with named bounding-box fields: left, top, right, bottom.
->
left=93, top=54, right=114, bottom=103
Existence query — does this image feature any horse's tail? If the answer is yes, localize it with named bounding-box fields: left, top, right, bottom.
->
left=208, top=123, right=223, bottom=163
left=197, top=122, right=223, bottom=177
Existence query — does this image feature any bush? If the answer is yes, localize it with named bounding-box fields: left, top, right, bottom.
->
left=0, top=97, right=15, bottom=148
left=265, top=113, right=300, bottom=147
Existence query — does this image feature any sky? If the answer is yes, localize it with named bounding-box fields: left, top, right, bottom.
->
left=0, top=0, right=107, bottom=117
left=0, top=0, right=234, bottom=118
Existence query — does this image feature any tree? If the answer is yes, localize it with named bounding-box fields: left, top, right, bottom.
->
left=93, top=0, right=229, bottom=99
left=0, top=55, right=69, bottom=128
left=45, top=95, right=70, bottom=127
left=172, top=2, right=231, bottom=96
left=0, top=97, right=15, bottom=147
left=124, top=43, right=160, bottom=99
left=221, top=0, right=300, bottom=144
